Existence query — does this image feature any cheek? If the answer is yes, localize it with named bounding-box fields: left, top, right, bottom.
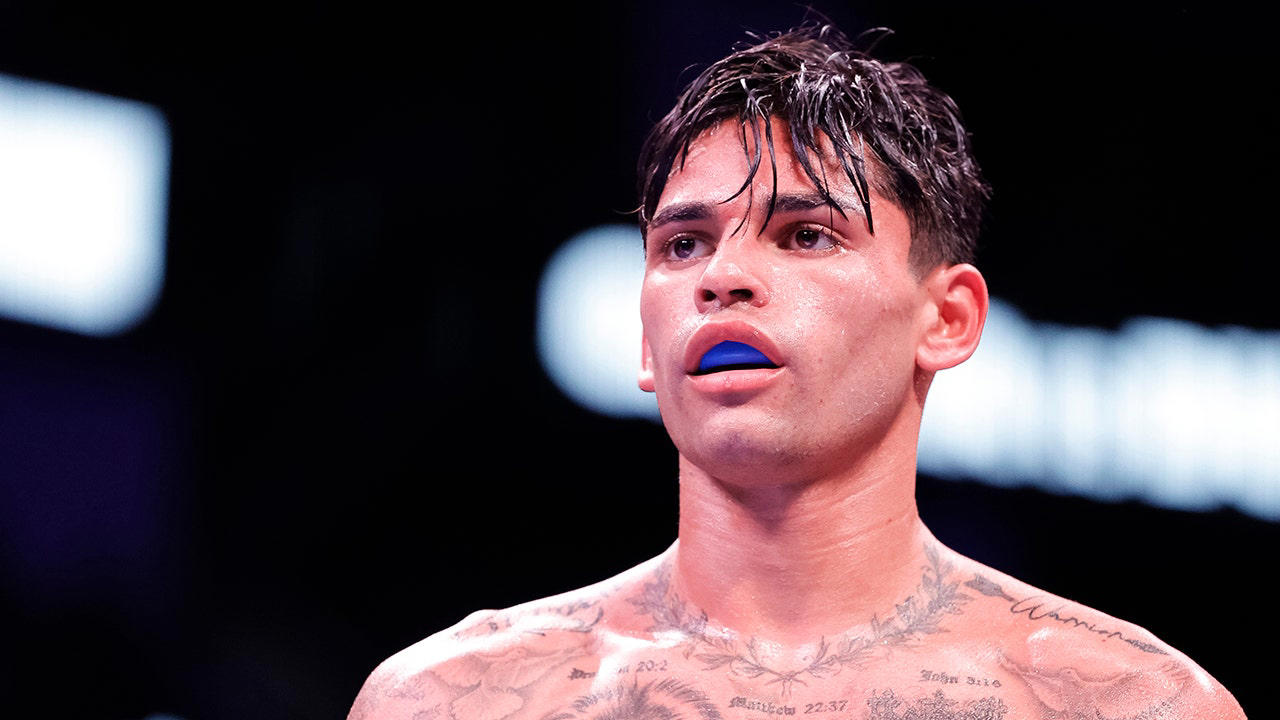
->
left=640, top=277, right=685, bottom=367
left=639, top=276, right=666, bottom=328
left=791, top=266, right=885, bottom=332
left=791, top=267, right=918, bottom=374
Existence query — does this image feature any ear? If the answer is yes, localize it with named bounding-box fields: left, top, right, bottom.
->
left=916, top=263, right=989, bottom=372
left=638, top=334, right=656, bottom=392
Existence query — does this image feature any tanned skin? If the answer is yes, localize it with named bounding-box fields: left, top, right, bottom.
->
left=348, top=118, right=1246, bottom=720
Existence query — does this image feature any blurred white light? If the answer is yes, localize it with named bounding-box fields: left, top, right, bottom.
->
left=0, top=73, right=169, bottom=336
left=920, top=299, right=1280, bottom=520
left=537, top=225, right=1280, bottom=522
left=537, top=224, right=657, bottom=419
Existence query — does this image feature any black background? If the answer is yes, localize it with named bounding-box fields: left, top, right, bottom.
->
left=0, top=1, right=1274, bottom=717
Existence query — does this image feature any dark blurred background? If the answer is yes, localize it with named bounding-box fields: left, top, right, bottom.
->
left=0, top=1, right=1274, bottom=717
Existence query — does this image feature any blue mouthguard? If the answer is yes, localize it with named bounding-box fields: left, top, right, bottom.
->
left=698, top=341, right=774, bottom=372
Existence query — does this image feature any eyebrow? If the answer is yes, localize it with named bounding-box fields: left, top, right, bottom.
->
left=772, top=192, right=858, bottom=216
left=647, top=202, right=713, bottom=232
left=648, top=192, right=861, bottom=233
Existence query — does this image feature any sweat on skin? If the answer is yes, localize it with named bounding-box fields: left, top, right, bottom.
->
left=346, top=116, right=1245, bottom=720
left=637, top=116, right=989, bottom=648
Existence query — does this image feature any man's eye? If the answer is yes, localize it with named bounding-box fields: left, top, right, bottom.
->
left=786, top=227, right=837, bottom=251
left=665, top=236, right=711, bottom=260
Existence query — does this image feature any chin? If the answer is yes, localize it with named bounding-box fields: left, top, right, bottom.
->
left=677, top=422, right=823, bottom=486
left=671, top=405, right=893, bottom=488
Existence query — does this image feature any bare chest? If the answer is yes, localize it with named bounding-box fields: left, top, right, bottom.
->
left=558, top=651, right=1016, bottom=719
left=426, top=640, right=1036, bottom=720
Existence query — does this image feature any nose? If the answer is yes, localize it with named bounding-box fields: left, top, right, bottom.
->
left=696, top=237, right=770, bottom=311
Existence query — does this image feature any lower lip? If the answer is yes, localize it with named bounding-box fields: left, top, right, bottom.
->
left=686, top=367, right=785, bottom=395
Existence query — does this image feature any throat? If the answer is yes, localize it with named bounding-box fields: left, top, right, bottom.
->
left=650, top=527, right=962, bottom=667
left=671, top=458, right=934, bottom=642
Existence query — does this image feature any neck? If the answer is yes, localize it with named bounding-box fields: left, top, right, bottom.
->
left=670, top=446, right=934, bottom=646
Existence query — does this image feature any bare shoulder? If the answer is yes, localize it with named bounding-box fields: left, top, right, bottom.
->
left=346, top=552, right=668, bottom=720
left=346, top=599, right=605, bottom=720
left=947, top=551, right=1246, bottom=719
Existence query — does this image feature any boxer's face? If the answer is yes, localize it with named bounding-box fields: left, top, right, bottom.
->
left=638, top=117, right=936, bottom=484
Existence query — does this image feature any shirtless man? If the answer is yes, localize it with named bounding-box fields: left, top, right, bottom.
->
left=349, top=26, right=1246, bottom=720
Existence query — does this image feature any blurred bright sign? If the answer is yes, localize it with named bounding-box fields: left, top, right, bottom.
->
left=0, top=73, right=169, bottom=336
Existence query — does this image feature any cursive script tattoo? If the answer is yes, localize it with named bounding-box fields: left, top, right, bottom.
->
left=628, top=545, right=971, bottom=696
left=964, top=575, right=1167, bottom=656
left=543, top=677, right=723, bottom=720
left=867, top=689, right=1008, bottom=720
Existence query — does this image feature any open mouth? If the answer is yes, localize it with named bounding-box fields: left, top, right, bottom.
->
left=691, top=341, right=780, bottom=375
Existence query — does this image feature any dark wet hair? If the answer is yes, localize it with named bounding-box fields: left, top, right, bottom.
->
left=637, top=24, right=989, bottom=270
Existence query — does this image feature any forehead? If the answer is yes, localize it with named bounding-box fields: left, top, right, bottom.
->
left=658, top=116, right=866, bottom=212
